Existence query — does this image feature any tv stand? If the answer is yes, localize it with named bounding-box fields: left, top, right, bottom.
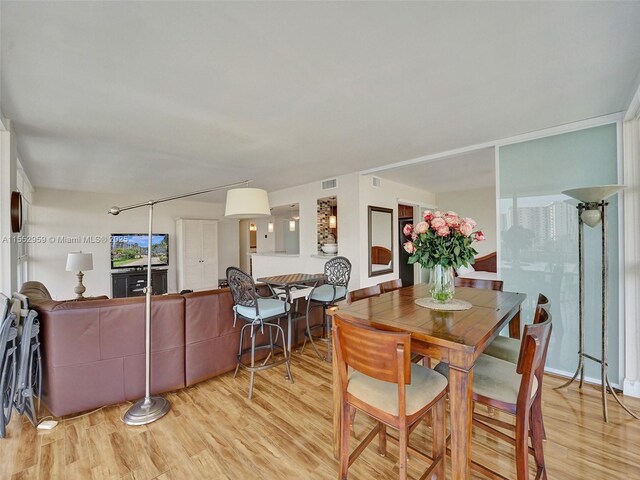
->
left=111, top=269, right=168, bottom=298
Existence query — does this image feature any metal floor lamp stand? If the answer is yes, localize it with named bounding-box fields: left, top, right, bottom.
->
left=556, top=200, right=639, bottom=422
left=108, top=180, right=264, bottom=426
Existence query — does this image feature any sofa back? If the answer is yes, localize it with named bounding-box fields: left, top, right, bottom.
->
left=30, top=292, right=186, bottom=416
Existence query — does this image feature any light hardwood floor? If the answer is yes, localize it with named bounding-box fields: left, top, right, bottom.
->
left=2, top=349, right=640, bottom=479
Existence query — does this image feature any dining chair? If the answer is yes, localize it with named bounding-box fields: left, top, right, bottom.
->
left=484, top=293, right=551, bottom=439
left=334, top=315, right=448, bottom=480
left=226, top=267, right=293, bottom=399
left=435, top=306, right=552, bottom=480
left=454, top=276, right=504, bottom=291
left=379, top=278, right=403, bottom=293
left=302, top=256, right=351, bottom=361
left=346, top=284, right=381, bottom=304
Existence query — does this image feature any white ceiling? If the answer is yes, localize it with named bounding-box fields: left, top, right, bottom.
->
left=2, top=2, right=640, bottom=199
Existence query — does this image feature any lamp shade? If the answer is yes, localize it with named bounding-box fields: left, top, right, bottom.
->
left=66, top=252, right=93, bottom=272
left=562, top=185, right=625, bottom=203
left=224, top=188, right=271, bottom=219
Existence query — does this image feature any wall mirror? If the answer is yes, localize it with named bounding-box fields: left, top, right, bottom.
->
left=368, top=206, right=393, bottom=276
left=270, top=203, right=300, bottom=254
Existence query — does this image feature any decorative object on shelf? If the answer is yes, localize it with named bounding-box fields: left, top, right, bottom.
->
left=329, top=215, right=337, bottom=229
left=10, top=191, right=22, bottom=233
left=65, top=251, right=93, bottom=300
left=403, top=210, right=484, bottom=303
left=556, top=184, right=639, bottom=422
left=107, top=181, right=270, bottom=426
left=322, top=243, right=338, bottom=254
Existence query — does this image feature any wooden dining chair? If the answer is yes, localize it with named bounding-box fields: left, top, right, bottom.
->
left=484, top=293, right=551, bottom=439
left=435, top=306, right=552, bottom=480
left=379, top=278, right=403, bottom=293
left=334, top=315, right=448, bottom=480
left=454, top=276, right=504, bottom=291
left=346, top=284, right=381, bottom=304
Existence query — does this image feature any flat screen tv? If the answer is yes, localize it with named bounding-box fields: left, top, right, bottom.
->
left=110, top=233, right=169, bottom=269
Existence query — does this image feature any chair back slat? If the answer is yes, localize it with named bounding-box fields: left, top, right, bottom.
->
left=347, top=285, right=381, bottom=304
left=379, top=278, right=403, bottom=293
left=334, top=315, right=411, bottom=384
left=325, top=256, right=352, bottom=288
left=516, top=307, right=552, bottom=407
left=534, top=293, right=550, bottom=321
left=226, top=267, right=257, bottom=308
left=454, top=277, right=504, bottom=291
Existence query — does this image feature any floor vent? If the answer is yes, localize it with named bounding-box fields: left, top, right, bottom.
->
left=321, top=178, right=337, bottom=190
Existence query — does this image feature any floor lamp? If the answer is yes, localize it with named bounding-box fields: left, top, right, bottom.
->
left=108, top=181, right=270, bottom=426
left=558, top=184, right=639, bottom=422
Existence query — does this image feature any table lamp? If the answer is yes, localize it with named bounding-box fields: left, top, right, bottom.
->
left=66, top=251, right=93, bottom=300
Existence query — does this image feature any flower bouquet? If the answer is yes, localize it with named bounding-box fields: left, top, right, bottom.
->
left=403, top=211, right=484, bottom=302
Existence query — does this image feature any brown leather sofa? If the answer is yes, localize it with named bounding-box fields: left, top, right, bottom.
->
left=20, top=281, right=322, bottom=417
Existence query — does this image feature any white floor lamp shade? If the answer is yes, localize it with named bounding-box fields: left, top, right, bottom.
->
left=225, top=187, right=271, bottom=218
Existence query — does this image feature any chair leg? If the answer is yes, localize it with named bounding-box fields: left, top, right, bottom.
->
left=302, top=303, right=324, bottom=360
left=340, top=400, right=351, bottom=480
left=433, top=398, right=446, bottom=479
left=530, top=402, right=547, bottom=479
left=515, top=408, right=531, bottom=480
left=378, top=421, right=387, bottom=456
left=248, top=328, right=256, bottom=400
left=349, top=406, right=357, bottom=433
left=399, top=423, right=408, bottom=480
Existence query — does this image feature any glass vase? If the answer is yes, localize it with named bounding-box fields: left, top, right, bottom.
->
left=430, top=264, right=455, bottom=303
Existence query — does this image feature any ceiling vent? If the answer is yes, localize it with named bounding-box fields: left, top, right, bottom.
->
left=372, top=176, right=382, bottom=187
left=321, top=178, right=337, bottom=190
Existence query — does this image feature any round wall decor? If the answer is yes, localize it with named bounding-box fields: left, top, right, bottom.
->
left=11, top=191, right=23, bottom=233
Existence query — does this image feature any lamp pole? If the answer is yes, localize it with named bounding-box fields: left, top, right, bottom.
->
left=108, top=180, right=261, bottom=425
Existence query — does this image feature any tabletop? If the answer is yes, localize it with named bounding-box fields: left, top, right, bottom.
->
left=257, top=273, right=325, bottom=287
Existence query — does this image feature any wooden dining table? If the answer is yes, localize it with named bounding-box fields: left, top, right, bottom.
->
left=330, top=284, right=526, bottom=480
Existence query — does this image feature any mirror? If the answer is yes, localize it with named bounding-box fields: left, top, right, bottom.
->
left=270, top=203, right=300, bottom=254
left=368, top=206, right=393, bottom=276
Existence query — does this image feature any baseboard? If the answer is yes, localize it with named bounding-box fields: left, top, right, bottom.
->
left=623, top=378, right=640, bottom=398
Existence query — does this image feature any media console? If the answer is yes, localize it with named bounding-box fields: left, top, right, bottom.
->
left=111, top=269, right=168, bottom=298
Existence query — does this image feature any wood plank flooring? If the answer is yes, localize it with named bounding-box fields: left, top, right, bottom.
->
left=2, top=349, right=640, bottom=479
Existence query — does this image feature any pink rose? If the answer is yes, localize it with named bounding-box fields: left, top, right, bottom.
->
left=431, top=217, right=446, bottom=229
left=423, top=210, right=433, bottom=221
left=403, top=241, right=415, bottom=254
left=463, top=217, right=477, bottom=229
left=445, top=213, right=461, bottom=227
left=411, top=232, right=418, bottom=241
left=475, top=230, right=485, bottom=242
left=415, top=221, right=429, bottom=234
left=433, top=210, right=444, bottom=218
left=436, top=225, right=450, bottom=237
left=403, top=223, right=413, bottom=237
left=459, top=222, right=473, bottom=237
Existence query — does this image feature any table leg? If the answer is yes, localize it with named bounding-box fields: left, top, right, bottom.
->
left=508, top=308, right=521, bottom=339
left=448, top=364, right=473, bottom=480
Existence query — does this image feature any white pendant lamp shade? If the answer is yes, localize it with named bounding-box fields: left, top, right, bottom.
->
left=225, top=188, right=271, bottom=219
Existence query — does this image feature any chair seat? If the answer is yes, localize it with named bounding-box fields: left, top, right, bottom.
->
left=348, top=364, right=447, bottom=416
left=234, top=298, right=290, bottom=320
left=435, top=355, right=538, bottom=405
left=484, top=335, right=520, bottom=364
left=309, top=284, right=347, bottom=303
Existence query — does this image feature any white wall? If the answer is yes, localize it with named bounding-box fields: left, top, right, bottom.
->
left=358, top=175, right=436, bottom=288
left=435, top=186, right=496, bottom=257
left=29, top=188, right=238, bottom=299
left=0, top=120, right=18, bottom=295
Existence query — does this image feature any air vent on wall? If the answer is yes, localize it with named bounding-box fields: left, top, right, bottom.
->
left=372, top=176, right=382, bottom=187
left=321, top=178, right=337, bottom=190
